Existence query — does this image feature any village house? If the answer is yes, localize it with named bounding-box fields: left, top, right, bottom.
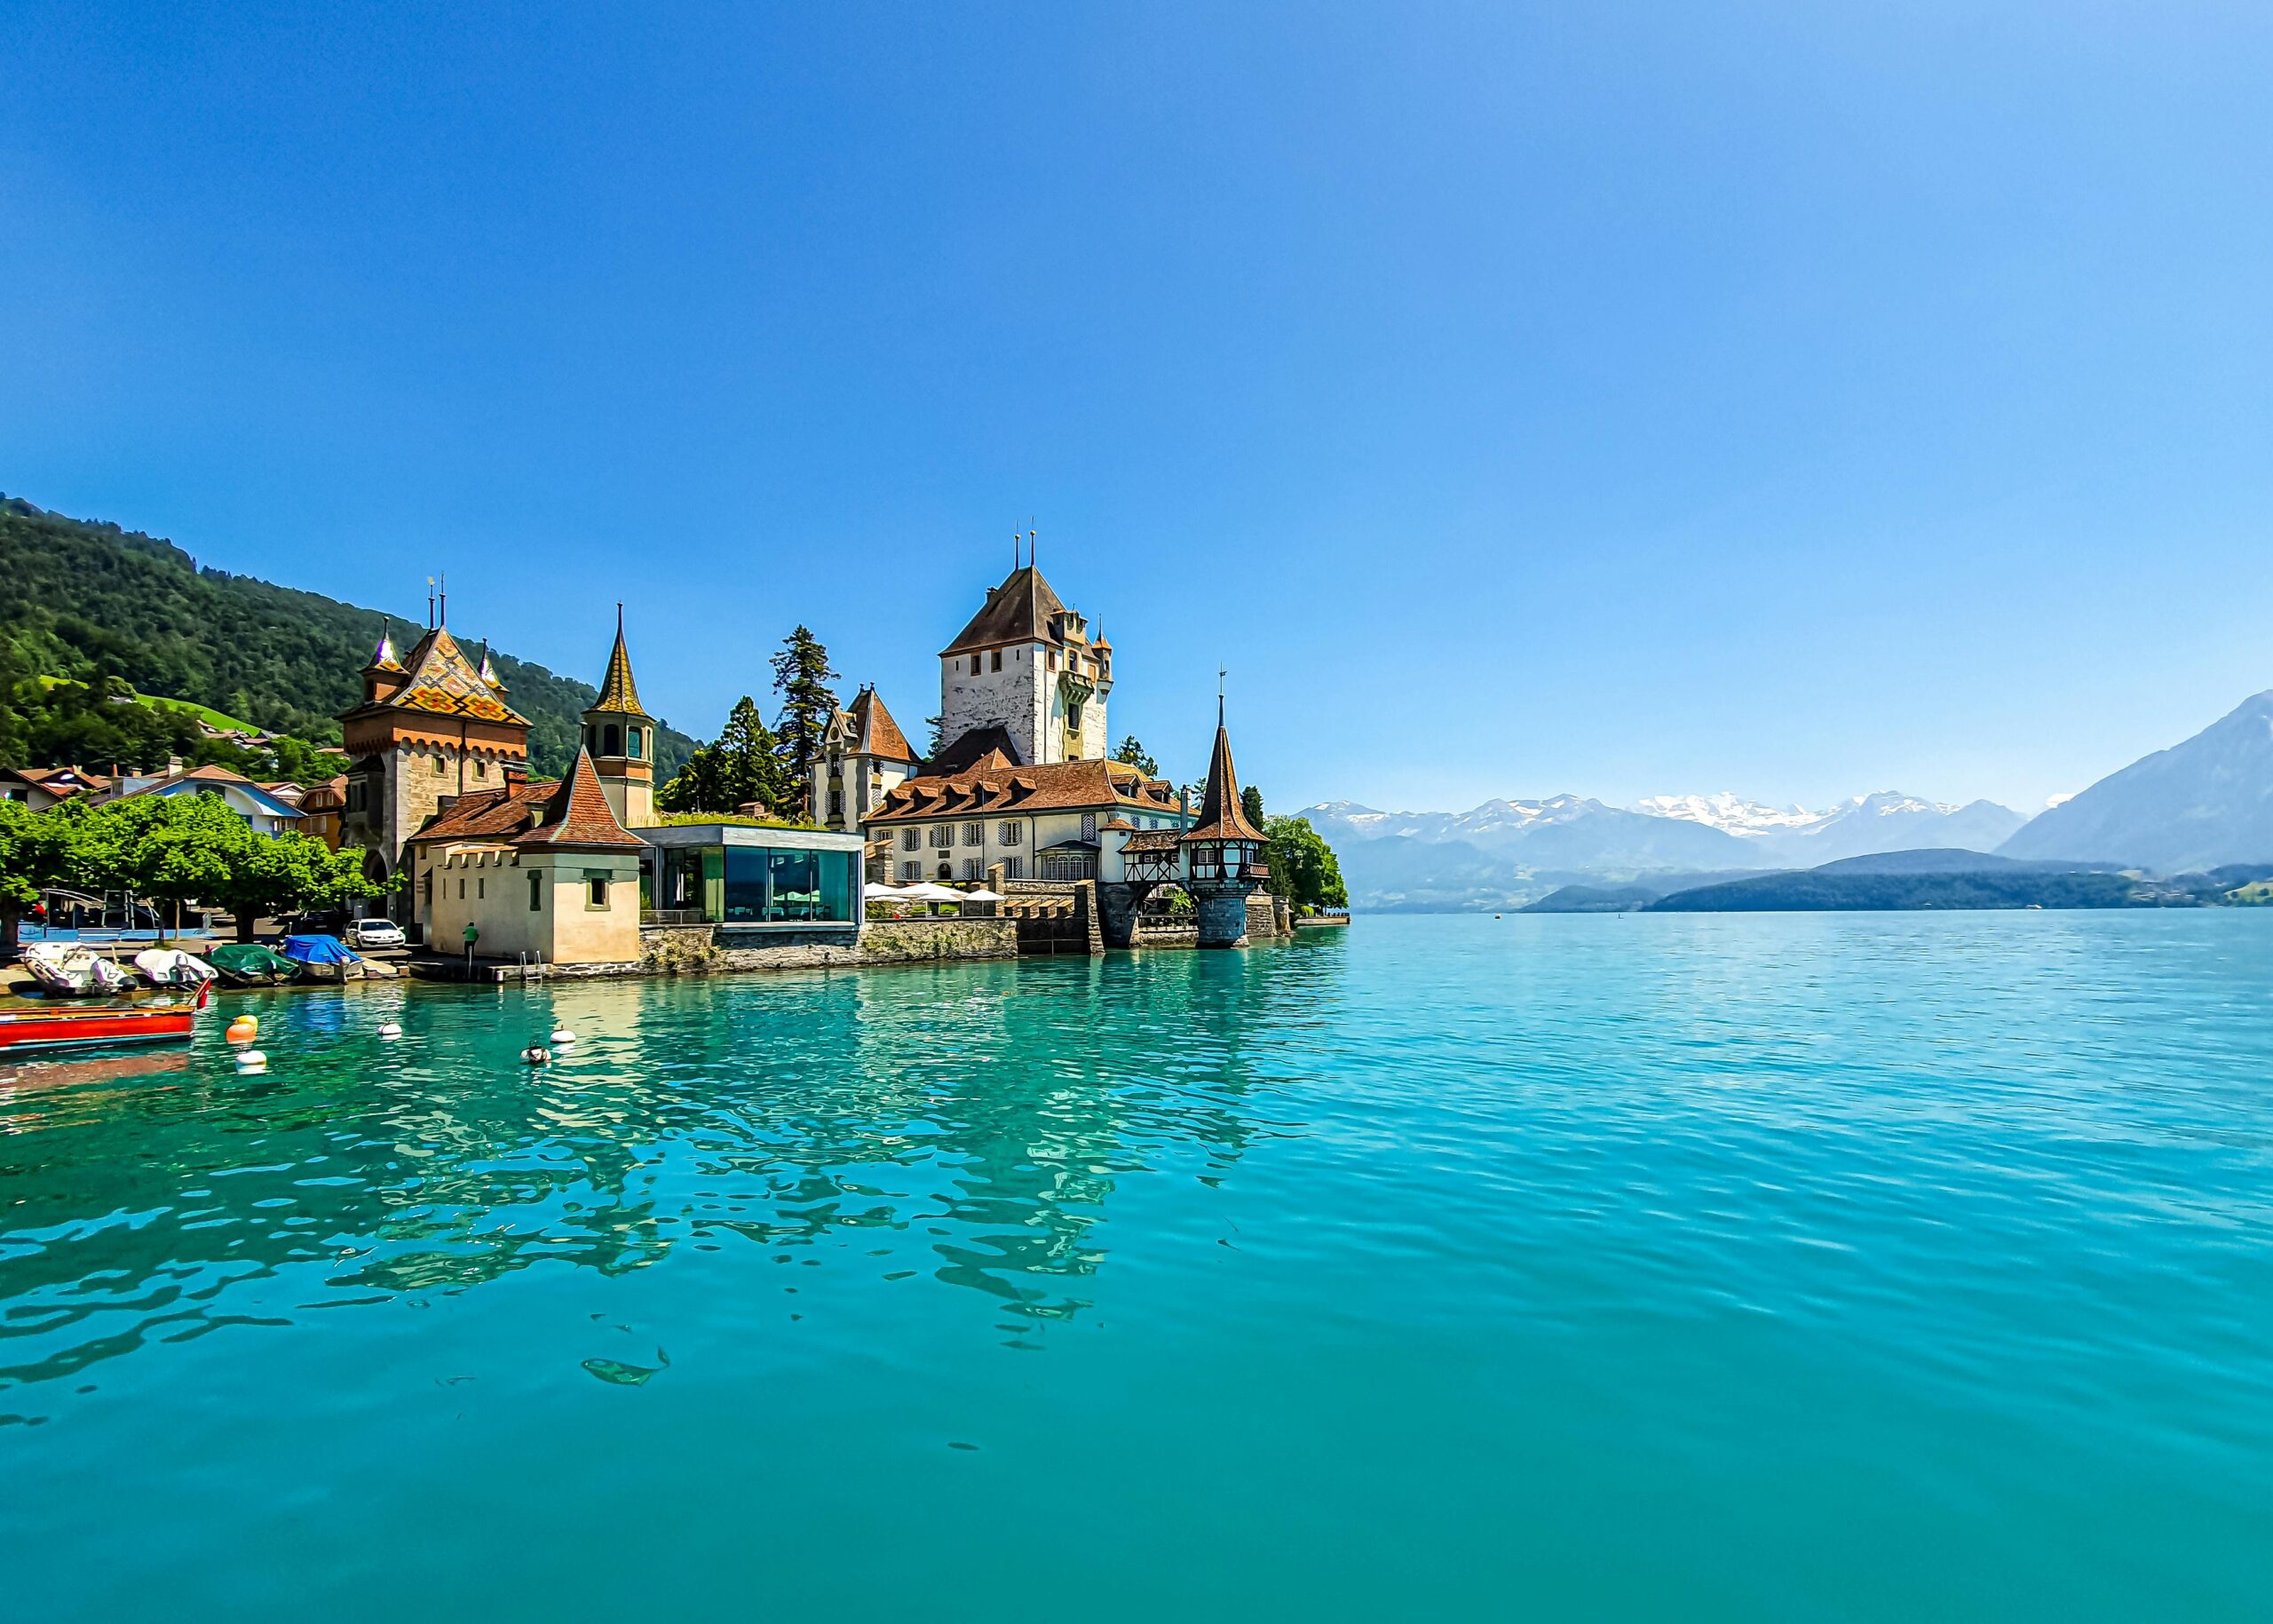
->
left=96, top=763, right=306, bottom=836
left=0, top=765, right=114, bottom=809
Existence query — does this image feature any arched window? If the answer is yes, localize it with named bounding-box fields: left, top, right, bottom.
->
left=627, top=725, right=643, bottom=759
left=602, top=723, right=622, bottom=757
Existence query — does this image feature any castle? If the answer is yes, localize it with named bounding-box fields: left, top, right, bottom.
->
left=812, top=548, right=1122, bottom=836
left=338, top=606, right=659, bottom=923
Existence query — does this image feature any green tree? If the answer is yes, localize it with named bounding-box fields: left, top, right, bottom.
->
left=769, top=626, right=838, bottom=817
left=75, top=792, right=392, bottom=939
left=0, top=799, right=78, bottom=957
left=1262, top=814, right=1348, bottom=914
left=1240, top=784, right=1265, bottom=827
left=1113, top=735, right=1159, bottom=777
left=659, top=697, right=792, bottom=815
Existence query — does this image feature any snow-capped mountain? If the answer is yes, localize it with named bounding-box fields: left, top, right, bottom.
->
left=1630, top=793, right=1822, bottom=836
left=1632, top=790, right=2025, bottom=864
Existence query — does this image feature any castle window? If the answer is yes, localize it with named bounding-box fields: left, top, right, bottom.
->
left=603, top=724, right=621, bottom=757
left=929, top=825, right=954, bottom=849
left=962, top=857, right=979, bottom=881
left=528, top=871, right=542, bottom=911
left=828, top=789, right=843, bottom=816
left=1081, top=812, right=1097, bottom=841
left=457, top=878, right=465, bottom=899
left=962, top=821, right=984, bottom=847
left=902, top=828, right=919, bottom=852
left=1048, top=649, right=1058, bottom=670
left=587, top=875, right=609, bottom=909
left=1002, top=856, right=1023, bottom=880
left=991, top=649, right=1002, bottom=672
left=433, top=755, right=447, bottom=775
left=628, top=726, right=643, bottom=759
left=1000, top=820, right=1022, bottom=845
left=475, top=759, right=488, bottom=780
left=477, top=877, right=485, bottom=900
left=902, top=861, right=919, bottom=881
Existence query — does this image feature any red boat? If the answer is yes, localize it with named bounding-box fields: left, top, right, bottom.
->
left=0, top=980, right=210, bottom=1055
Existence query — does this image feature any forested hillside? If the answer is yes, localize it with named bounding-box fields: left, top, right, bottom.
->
left=0, top=495, right=693, bottom=777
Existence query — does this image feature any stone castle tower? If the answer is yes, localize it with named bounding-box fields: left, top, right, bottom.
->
left=935, top=551, right=1112, bottom=770
left=337, top=617, right=533, bottom=920
left=581, top=606, right=656, bottom=829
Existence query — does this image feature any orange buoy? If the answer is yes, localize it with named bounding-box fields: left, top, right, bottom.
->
left=226, top=1015, right=258, bottom=1046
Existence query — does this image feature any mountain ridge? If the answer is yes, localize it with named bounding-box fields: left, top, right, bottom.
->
left=0, top=495, right=697, bottom=779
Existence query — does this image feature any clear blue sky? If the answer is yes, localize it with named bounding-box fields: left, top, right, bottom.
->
left=4, top=4, right=2268, bottom=814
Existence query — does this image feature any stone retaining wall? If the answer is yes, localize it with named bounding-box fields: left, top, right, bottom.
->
left=638, top=918, right=1016, bottom=976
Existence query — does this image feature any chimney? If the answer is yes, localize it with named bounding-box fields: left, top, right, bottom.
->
left=503, top=761, right=527, bottom=789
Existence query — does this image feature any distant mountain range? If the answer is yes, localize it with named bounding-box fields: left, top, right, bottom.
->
left=1305, top=688, right=2273, bottom=912
left=1303, top=790, right=2026, bottom=911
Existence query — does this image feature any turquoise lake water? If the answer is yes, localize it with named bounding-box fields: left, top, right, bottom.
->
left=3, top=913, right=2269, bottom=1620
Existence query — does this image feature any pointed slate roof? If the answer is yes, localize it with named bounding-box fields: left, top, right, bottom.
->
left=1181, top=722, right=1265, bottom=844
left=515, top=747, right=644, bottom=851
left=478, top=647, right=505, bottom=691
left=847, top=686, right=913, bottom=761
left=591, top=607, right=649, bottom=718
left=383, top=627, right=532, bottom=725
left=941, top=565, right=1071, bottom=655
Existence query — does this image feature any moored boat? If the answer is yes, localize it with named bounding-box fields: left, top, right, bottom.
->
left=0, top=980, right=210, bottom=1054
left=134, top=947, right=218, bottom=988
left=20, top=942, right=138, bottom=997
left=208, top=942, right=302, bottom=986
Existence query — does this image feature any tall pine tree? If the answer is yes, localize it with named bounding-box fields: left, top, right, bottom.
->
left=658, top=695, right=792, bottom=815
left=769, top=626, right=838, bottom=817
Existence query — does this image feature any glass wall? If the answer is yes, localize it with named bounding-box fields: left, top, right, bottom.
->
left=725, top=846, right=854, bottom=923
left=650, top=843, right=857, bottom=925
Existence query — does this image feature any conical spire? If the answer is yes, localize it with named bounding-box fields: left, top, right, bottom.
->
left=364, top=626, right=404, bottom=673
left=478, top=645, right=504, bottom=691
left=1181, top=716, right=1264, bottom=844
left=591, top=603, right=650, bottom=717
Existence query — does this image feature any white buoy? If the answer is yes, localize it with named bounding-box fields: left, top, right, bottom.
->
left=521, top=1045, right=552, bottom=1066
left=235, top=1049, right=268, bottom=1070
left=550, top=1027, right=575, bottom=1045
left=377, top=1022, right=403, bottom=1041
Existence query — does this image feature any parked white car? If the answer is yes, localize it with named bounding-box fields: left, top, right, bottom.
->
left=347, top=918, right=406, bottom=949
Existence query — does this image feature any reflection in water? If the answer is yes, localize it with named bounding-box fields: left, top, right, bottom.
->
left=0, top=939, right=1344, bottom=1398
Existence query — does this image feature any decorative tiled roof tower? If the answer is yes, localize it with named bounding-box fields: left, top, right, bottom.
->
left=581, top=605, right=656, bottom=828
left=337, top=604, right=535, bottom=921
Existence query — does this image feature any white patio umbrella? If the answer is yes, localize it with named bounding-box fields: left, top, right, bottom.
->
left=958, top=888, right=1005, bottom=904
left=863, top=882, right=910, bottom=899
left=898, top=883, right=964, bottom=903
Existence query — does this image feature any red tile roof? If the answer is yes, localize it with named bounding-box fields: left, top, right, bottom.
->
left=515, top=749, right=645, bottom=851
left=848, top=687, right=913, bottom=761
left=867, top=756, right=1182, bottom=823
left=407, top=780, right=558, bottom=844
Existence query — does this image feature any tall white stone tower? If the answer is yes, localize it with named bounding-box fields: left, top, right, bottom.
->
left=934, top=550, right=1111, bottom=770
